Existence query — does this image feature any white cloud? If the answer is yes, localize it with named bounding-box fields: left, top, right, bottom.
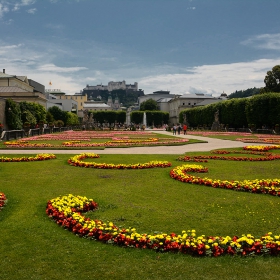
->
left=1, top=38, right=279, bottom=96
left=37, top=63, right=87, bottom=73
left=0, top=43, right=23, bottom=54
left=241, top=33, right=280, bottom=51
left=45, top=23, right=64, bottom=30
left=139, top=58, right=280, bottom=96
left=0, top=0, right=35, bottom=16
left=27, top=7, right=36, bottom=14
left=0, top=3, right=9, bottom=18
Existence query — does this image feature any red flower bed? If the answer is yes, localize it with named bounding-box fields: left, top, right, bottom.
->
left=0, top=192, right=7, bottom=210
left=177, top=150, right=280, bottom=162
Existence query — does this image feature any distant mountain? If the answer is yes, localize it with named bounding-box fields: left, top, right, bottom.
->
left=228, top=87, right=260, bottom=99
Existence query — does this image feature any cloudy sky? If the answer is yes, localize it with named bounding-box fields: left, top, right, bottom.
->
left=1, top=0, right=280, bottom=96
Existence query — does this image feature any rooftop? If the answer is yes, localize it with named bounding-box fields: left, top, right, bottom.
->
left=0, top=86, right=29, bottom=93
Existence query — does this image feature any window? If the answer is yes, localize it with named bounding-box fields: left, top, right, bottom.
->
left=188, top=103, right=191, bottom=105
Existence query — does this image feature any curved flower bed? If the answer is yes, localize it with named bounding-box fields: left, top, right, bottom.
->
left=23, top=131, right=154, bottom=141
left=0, top=154, right=56, bottom=162
left=243, top=145, right=280, bottom=152
left=170, top=164, right=280, bottom=197
left=237, top=138, right=280, bottom=144
left=177, top=149, right=280, bottom=162
left=0, top=192, right=7, bottom=210
left=4, top=141, right=53, bottom=148
left=46, top=194, right=280, bottom=257
left=4, top=138, right=189, bottom=149
left=68, top=153, right=171, bottom=169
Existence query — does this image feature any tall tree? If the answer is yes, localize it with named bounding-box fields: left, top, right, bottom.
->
left=260, top=65, right=280, bottom=93
left=140, top=98, right=158, bottom=111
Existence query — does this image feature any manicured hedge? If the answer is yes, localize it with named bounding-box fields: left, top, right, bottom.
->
left=180, top=92, right=280, bottom=129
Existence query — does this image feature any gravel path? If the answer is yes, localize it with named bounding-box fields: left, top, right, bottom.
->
left=0, top=130, right=260, bottom=154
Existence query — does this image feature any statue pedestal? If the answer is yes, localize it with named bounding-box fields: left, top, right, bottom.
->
left=211, top=122, right=220, bottom=131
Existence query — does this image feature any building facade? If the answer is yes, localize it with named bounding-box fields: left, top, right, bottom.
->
left=0, top=69, right=47, bottom=107
left=168, top=93, right=226, bottom=125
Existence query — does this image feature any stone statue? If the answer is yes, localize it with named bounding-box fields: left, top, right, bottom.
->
left=83, top=110, right=89, bottom=123
left=211, top=110, right=220, bottom=131
left=214, top=110, right=219, bottom=122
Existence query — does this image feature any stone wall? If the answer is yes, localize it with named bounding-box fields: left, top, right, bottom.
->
left=0, top=98, right=6, bottom=127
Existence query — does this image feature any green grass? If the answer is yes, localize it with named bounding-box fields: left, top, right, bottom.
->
left=1, top=151, right=280, bottom=279
left=0, top=136, right=206, bottom=150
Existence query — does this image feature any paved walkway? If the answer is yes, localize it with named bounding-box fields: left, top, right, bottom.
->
left=0, top=130, right=259, bottom=155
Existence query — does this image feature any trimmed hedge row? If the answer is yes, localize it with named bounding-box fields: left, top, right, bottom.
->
left=180, top=93, right=280, bottom=129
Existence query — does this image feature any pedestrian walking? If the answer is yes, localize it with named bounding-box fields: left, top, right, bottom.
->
left=183, top=124, right=187, bottom=135
left=173, top=124, right=177, bottom=135
left=177, top=124, right=182, bottom=135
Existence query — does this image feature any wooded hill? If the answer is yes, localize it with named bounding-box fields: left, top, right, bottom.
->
left=83, top=89, right=144, bottom=108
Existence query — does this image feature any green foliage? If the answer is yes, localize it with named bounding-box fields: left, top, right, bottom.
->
left=64, top=112, right=79, bottom=126
left=5, top=99, right=22, bottom=129
left=140, top=98, right=158, bottom=111
left=90, top=111, right=126, bottom=125
left=21, top=110, right=36, bottom=126
left=105, top=111, right=117, bottom=125
left=131, top=111, right=144, bottom=124
left=46, top=111, right=55, bottom=124
left=181, top=92, right=280, bottom=129
left=54, top=120, right=64, bottom=127
left=48, top=106, right=64, bottom=122
left=92, top=111, right=106, bottom=124
left=86, top=89, right=144, bottom=108
left=220, top=99, right=248, bottom=127
left=245, top=92, right=280, bottom=127
left=228, top=87, right=260, bottom=99
left=146, top=111, right=169, bottom=126
left=1, top=153, right=280, bottom=279
left=19, top=101, right=46, bottom=123
left=261, top=65, right=280, bottom=93
left=131, top=111, right=169, bottom=126
left=116, top=111, right=126, bottom=123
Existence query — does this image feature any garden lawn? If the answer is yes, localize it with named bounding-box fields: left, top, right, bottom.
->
left=1, top=151, right=280, bottom=279
left=187, top=131, right=259, bottom=141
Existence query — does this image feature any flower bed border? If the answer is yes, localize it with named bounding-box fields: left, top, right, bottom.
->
left=170, top=164, right=280, bottom=197
left=0, top=154, right=56, bottom=162
left=68, top=153, right=172, bottom=169
left=46, top=194, right=280, bottom=257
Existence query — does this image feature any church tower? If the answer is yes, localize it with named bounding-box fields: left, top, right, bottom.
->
left=107, top=95, right=113, bottom=108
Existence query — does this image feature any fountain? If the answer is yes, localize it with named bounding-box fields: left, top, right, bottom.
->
left=143, top=112, right=147, bottom=127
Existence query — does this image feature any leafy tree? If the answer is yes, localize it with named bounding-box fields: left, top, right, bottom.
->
left=21, top=110, right=36, bottom=126
left=46, top=111, right=55, bottom=124
left=19, top=101, right=46, bottom=123
left=48, top=106, right=64, bottom=121
left=260, top=65, right=280, bottom=93
left=64, top=112, right=79, bottom=126
left=5, top=99, right=22, bottom=129
left=140, top=99, right=158, bottom=111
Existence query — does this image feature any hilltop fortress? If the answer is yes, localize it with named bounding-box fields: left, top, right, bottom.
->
left=84, top=81, right=139, bottom=93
